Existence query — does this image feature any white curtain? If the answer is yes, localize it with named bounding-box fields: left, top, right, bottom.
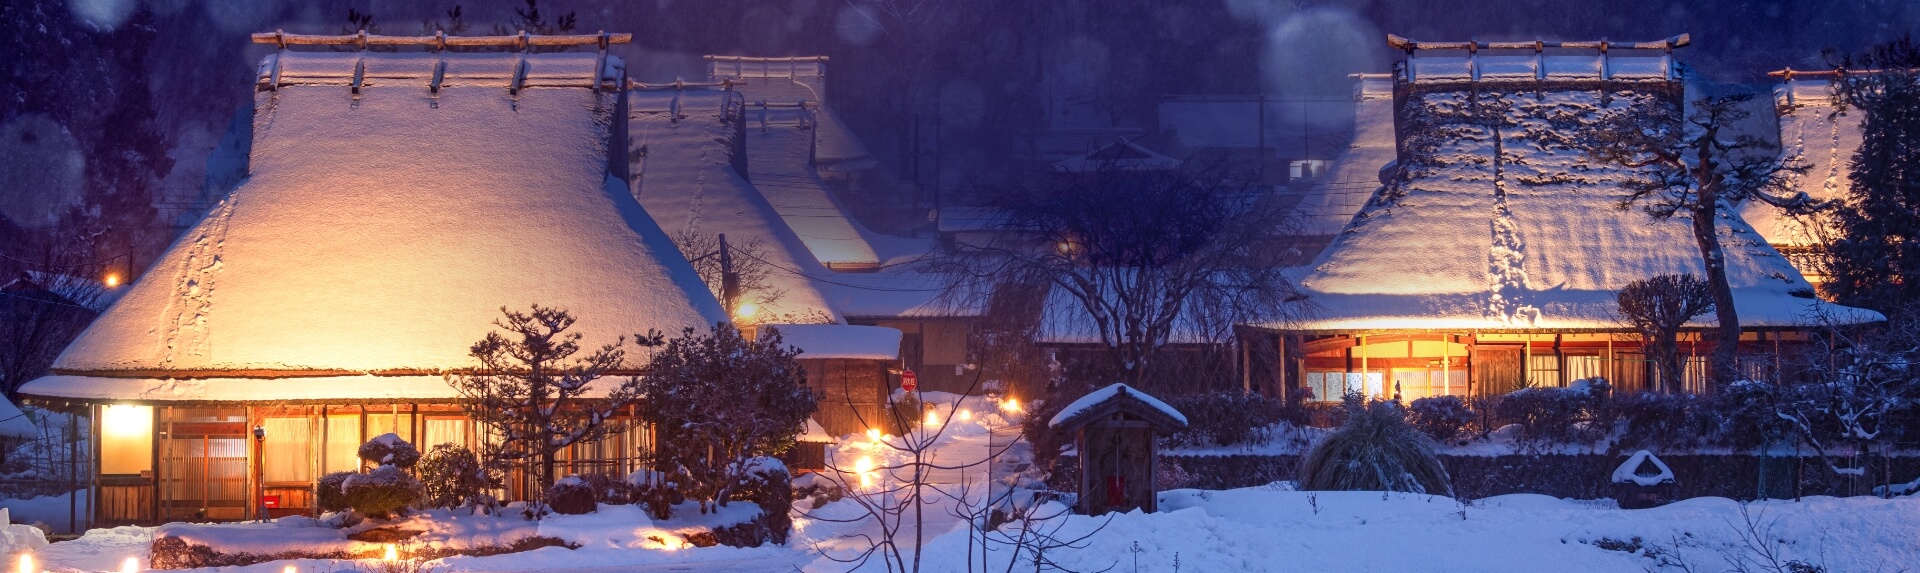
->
left=261, top=418, right=311, bottom=483
left=424, top=418, right=468, bottom=450
left=324, top=415, right=361, bottom=473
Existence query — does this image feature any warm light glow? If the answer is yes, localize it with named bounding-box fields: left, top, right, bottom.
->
left=18, top=554, right=31, bottom=573
left=121, top=557, right=138, bottom=573
left=860, top=473, right=873, bottom=489
left=102, top=405, right=150, bottom=437
left=924, top=411, right=939, bottom=427
left=383, top=544, right=398, bottom=561
left=104, top=273, right=121, bottom=288
left=1002, top=398, right=1022, bottom=413
left=957, top=408, right=972, bottom=421
left=284, top=566, right=297, bottom=573
left=854, top=456, right=873, bottom=474
left=101, top=405, right=154, bottom=475
left=866, top=428, right=881, bottom=443
left=733, top=302, right=759, bottom=319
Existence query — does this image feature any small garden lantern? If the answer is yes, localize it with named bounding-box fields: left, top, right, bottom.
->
left=1047, top=383, right=1188, bottom=516
left=1611, top=450, right=1677, bottom=509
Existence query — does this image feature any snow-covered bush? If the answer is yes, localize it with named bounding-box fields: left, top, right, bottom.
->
left=416, top=443, right=494, bottom=510
left=314, top=471, right=355, bottom=514
left=546, top=476, right=597, bottom=515
left=342, top=465, right=422, bottom=519
left=1607, top=391, right=1714, bottom=452
left=1407, top=395, right=1474, bottom=443
left=1298, top=398, right=1452, bottom=495
left=637, top=324, right=816, bottom=517
left=627, top=471, right=684, bottom=519
left=1493, top=383, right=1607, bottom=446
left=1166, top=391, right=1291, bottom=447
left=731, top=457, right=792, bottom=543
left=357, top=433, right=421, bottom=470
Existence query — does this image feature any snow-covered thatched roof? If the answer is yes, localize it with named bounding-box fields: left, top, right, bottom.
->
left=0, top=396, right=36, bottom=438
left=1260, top=69, right=1880, bottom=334
left=1293, top=74, right=1397, bottom=236
left=23, top=50, right=726, bottom=401
left=1737, top=76, right=1860, bottom=248
left=628, top=86, right=842, bottom=323
left=705, top=56, right=884, bottom=269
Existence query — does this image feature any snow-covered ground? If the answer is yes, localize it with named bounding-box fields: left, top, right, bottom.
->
left=9, top=399, right=1920, bottom=572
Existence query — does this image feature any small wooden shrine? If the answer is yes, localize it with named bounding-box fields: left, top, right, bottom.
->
left=1047, top=384, right=1188, bottom=515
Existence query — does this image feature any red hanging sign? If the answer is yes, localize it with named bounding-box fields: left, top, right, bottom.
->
left=900, top=369, right=918, bottom=392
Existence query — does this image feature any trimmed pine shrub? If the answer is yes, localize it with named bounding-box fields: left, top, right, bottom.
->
left=358, top=433, right=422, bottom=469
left=416, top=443, right=493, bottom=509
left=547, top=476, right=597, bottom=515
left=1298, top=398, right=1452, bottom=496
left=342, top=465, right=422, bottom=519
left=315, top=471, right=356, bottom=514
left=1407, top=395, right=1474, bottom=443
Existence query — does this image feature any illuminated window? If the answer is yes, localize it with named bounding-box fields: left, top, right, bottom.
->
left=100, top=405, right=153, bottom=475
left=261, top=418, right=312, bottom=483
left=323, top=414, right=361, bottom=473
left=1289, top=159, right=1330, bottom=181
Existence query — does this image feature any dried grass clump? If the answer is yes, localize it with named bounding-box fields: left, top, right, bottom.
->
left=1298, top=397, right=1453, bottom=496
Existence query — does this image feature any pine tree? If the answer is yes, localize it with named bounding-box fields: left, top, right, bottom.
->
left=445, top=304, right=643, bottom=511
left=636, top=324, right=815, bottom=516
left=1824, top=36, right=1920, bottom=314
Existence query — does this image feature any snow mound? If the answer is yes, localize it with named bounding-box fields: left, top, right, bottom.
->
left=0, top=509, right=48, bottom=558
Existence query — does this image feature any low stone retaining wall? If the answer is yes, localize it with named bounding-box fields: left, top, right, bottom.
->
left=1165, top=453, right=1920, bottom=501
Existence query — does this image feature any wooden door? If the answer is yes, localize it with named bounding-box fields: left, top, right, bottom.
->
left=162, top=432, right=249, bottom=521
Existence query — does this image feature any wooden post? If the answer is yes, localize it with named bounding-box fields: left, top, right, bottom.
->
left=1240, top=335, right=1251, bottom=396
left=1555, top=333, right=1567, bottom=387
left=1276, top=335, right=1289, bottom=400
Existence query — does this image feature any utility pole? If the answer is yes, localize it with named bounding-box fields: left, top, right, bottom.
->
left=931, top=116, right=943, bottom=223
left=718, top=233, right=739, bottom=315
left=1256, top=93, right=1267, bottom=183
left=910, top=114, right=922, bottom=238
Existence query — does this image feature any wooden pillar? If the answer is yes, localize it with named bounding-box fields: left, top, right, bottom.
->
left=151, top=403, right=162, bottom=525
left=1555, top=333, right=1567, bottom=387
left=1240, top=335, right=1251, bottom=395
left=1441, top=335, right=1452, bottom=396
left=1275, top=335, right=1289, bottom=400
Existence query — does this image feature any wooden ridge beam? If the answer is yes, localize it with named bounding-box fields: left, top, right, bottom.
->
left=251, top=30, right=631, bottom=50
left=1387, top=33, right=1690, bottom=52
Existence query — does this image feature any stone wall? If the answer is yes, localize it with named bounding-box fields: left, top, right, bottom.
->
left=1162, top=453, right=1920, bottom=501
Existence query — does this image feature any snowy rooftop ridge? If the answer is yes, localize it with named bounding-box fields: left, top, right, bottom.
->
left=23, top=50, right=726, bottom=399
left=1048, top=383, right=1188, bottom=430
left=1388, top=34, right=1689, bottom=84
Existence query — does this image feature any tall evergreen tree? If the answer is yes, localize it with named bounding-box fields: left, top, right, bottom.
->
left=1824, top=36, right=1920, bottom=314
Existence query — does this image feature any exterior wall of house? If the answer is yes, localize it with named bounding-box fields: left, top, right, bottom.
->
left=92, top=402, right=654, bottom=527
left=802, top=357, right=897, bottom=438
left=1288, top=331, right=1816, bottom=403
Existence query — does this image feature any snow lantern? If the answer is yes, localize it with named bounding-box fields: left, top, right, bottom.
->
left=1611, top=450, right=1677, bottom=509
left=1047, top=383, right=1188, bottom=516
